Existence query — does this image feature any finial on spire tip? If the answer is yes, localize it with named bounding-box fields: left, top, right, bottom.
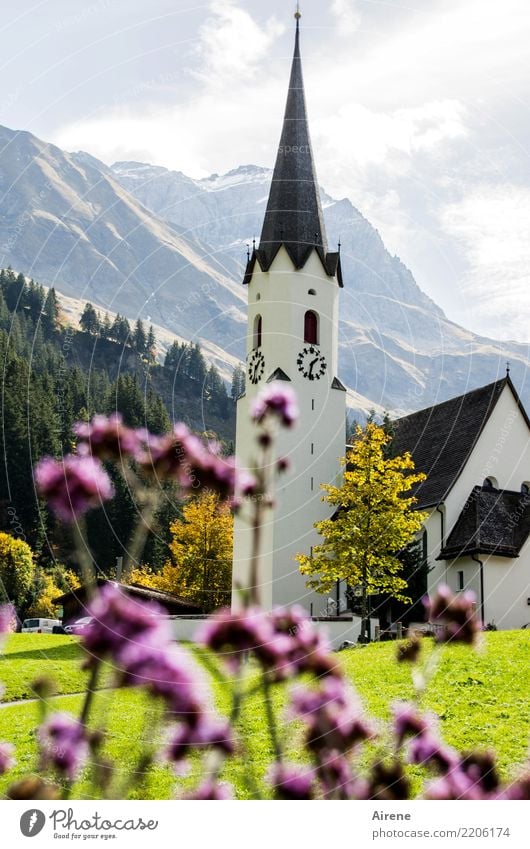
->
left=295, top=3, right=302, bottom=21
left=506, top=360, right=511, bottom=376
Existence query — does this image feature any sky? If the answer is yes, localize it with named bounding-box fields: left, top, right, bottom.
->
left=1, top=0, right=530, bottom=342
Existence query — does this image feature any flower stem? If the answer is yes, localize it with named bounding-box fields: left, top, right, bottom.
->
left=80, top=663, right=100, bottom=727
left=71, top=519, right=96, bottom=595
left=261, top=672, right=282, bottom=764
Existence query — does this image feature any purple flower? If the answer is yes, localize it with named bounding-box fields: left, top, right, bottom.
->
left=392, top=702, right=433, bottom=746
left=0, top=604, right=16, bottom=635
left=0, top=742, right=15, bottom=775
left=84, top=584, right=211, bottom=727
left=166, top=718, right=234, bottom=766
left=137, top=423, right=240, bottom=498
left=83, top=583, right=172, bottom=667
left=35, top=455, right=114, bottom=522
left=317, top=750, right=356, bottom=799
left=424, top=761, right=496, bottom=800
left=290, top=676, right=375, bottom=754
left=499, top=773, right=530, bottom=800
left=251, top=384, right=299, bottom=428
left=198, top=606, right=275, bottom=668
left=365, top=761, right=411, bottom=800
left=392, top=702, right=458, bottom=773
left=183, top=780, right=233, bottom=800
left=199, top=606, right=337, bottom=681
left=39, top=713, right=89, bottom=780
left=74, top=414, right=144, bottom=461
left=267, top=762, right=315, bottom=800
left=424, top=585, right=481, bottom=645
left=408, top=733, right=458, bottom=773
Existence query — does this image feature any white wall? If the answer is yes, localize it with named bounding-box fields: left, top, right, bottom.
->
left=232, top=246, right=346, bottom=612
left=424, top=384, right=530, bottom=629
left=169, top=615, right=379, bottom=650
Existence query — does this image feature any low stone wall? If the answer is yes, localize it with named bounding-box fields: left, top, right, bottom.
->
left=167, top=614, right=379, bottom=650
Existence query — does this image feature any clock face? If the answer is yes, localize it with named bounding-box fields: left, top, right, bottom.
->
left=247, top=349, right=265, bottom=385
left=297, top=346, right=327, bottom=381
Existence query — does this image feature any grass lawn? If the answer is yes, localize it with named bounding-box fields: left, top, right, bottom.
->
left=0, top=630, right=529, bottom=798
left=0, top=634, right=113, bottom=702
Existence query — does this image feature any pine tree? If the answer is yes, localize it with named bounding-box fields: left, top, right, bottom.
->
left=230, top=365, right=245, bottom=400
left=164, top=341, right=182, bottom=372
left=133, top=318, right=147, bottom=355
left=146, top=325, right=156, bottom=361
left=99, top=312, right=112, bottom=339
left=187, top=343, right=207, bottom=383
left=42, top=288, right=60, bottom=333
left=79, top=302, right=100, bottom=335
left=110, top=314, right=131, bottom=345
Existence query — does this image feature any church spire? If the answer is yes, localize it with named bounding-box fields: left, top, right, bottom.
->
left=258, top=11, right=330, bottom=271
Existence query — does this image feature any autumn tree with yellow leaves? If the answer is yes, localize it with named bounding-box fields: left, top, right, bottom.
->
left=132, top=491, right=233, bottom=612
left=296, top=422, right=427, bottom=639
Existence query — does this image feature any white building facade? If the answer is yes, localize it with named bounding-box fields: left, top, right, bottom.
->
left=393, top=376, right=530, bottom=630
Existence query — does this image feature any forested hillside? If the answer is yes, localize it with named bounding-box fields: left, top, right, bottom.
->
left=0, top=268, right=237, bottom=601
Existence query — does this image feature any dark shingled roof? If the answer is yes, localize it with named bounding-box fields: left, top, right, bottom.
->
left=439, top=485, right=530, bottom=559
left=244, top=20, right=342, bottom=286
left=54, top=579, right=201, bottom=611
left=391, top=377, right=528, bottom=509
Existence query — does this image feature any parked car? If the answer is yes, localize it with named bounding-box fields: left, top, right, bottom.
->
left=21, top=618, right=62, bottom=634
left=64, top=616, right=94, bottom=635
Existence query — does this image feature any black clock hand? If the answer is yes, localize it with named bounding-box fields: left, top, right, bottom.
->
left=308, top=357, right=319, bottom=377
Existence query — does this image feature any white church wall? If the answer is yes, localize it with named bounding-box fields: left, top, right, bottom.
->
left=482, top=551, right=530, bottom=630
left=425, top=386, right=530, bottom=619
left=232, top=246, right=346, bottom=613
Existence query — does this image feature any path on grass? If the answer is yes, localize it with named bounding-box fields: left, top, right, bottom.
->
left=0, top=687, right=117, bottom=710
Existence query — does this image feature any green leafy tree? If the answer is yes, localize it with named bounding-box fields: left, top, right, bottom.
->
left=297, top=422, right=427, bottom=639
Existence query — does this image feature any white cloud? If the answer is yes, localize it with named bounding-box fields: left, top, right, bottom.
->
left=50, top=0, right=530, bottom=341
left=330, top=0, right=361, bottom=35
left=441, top=185, right=530, bottom=339
left=318, top=100, right=468, bottom=170
left=194, top=0, right=284, bottom=85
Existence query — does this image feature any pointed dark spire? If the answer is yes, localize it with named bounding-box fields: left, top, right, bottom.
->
left=258, top=15, right=330, bottom=271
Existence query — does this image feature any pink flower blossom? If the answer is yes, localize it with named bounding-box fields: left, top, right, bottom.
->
left=0, top=742, right=15, bottom=775
left=251, top=384, right=299, bottom=428
left=74, top=414, right=144, bottom=461
left=424, top=585, right=481, bottom=645
left=35, top=455, right=114, bottom=522
left=39, top=713, right=89, bottom=780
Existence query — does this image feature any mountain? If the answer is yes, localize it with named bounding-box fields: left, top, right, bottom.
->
left=1, top=123, right=529, bottom=418
left=0, top=126, right=247, bottom=358
left=112, top=160, right=530, bottom=413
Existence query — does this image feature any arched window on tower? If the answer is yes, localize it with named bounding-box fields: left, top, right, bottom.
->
left=304, top=310, right=319, bottom=344
left=253, top=314, right=262, bottom=349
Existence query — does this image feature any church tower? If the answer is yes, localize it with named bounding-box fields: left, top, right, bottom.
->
left=232, top=12, right=346, bottom=612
